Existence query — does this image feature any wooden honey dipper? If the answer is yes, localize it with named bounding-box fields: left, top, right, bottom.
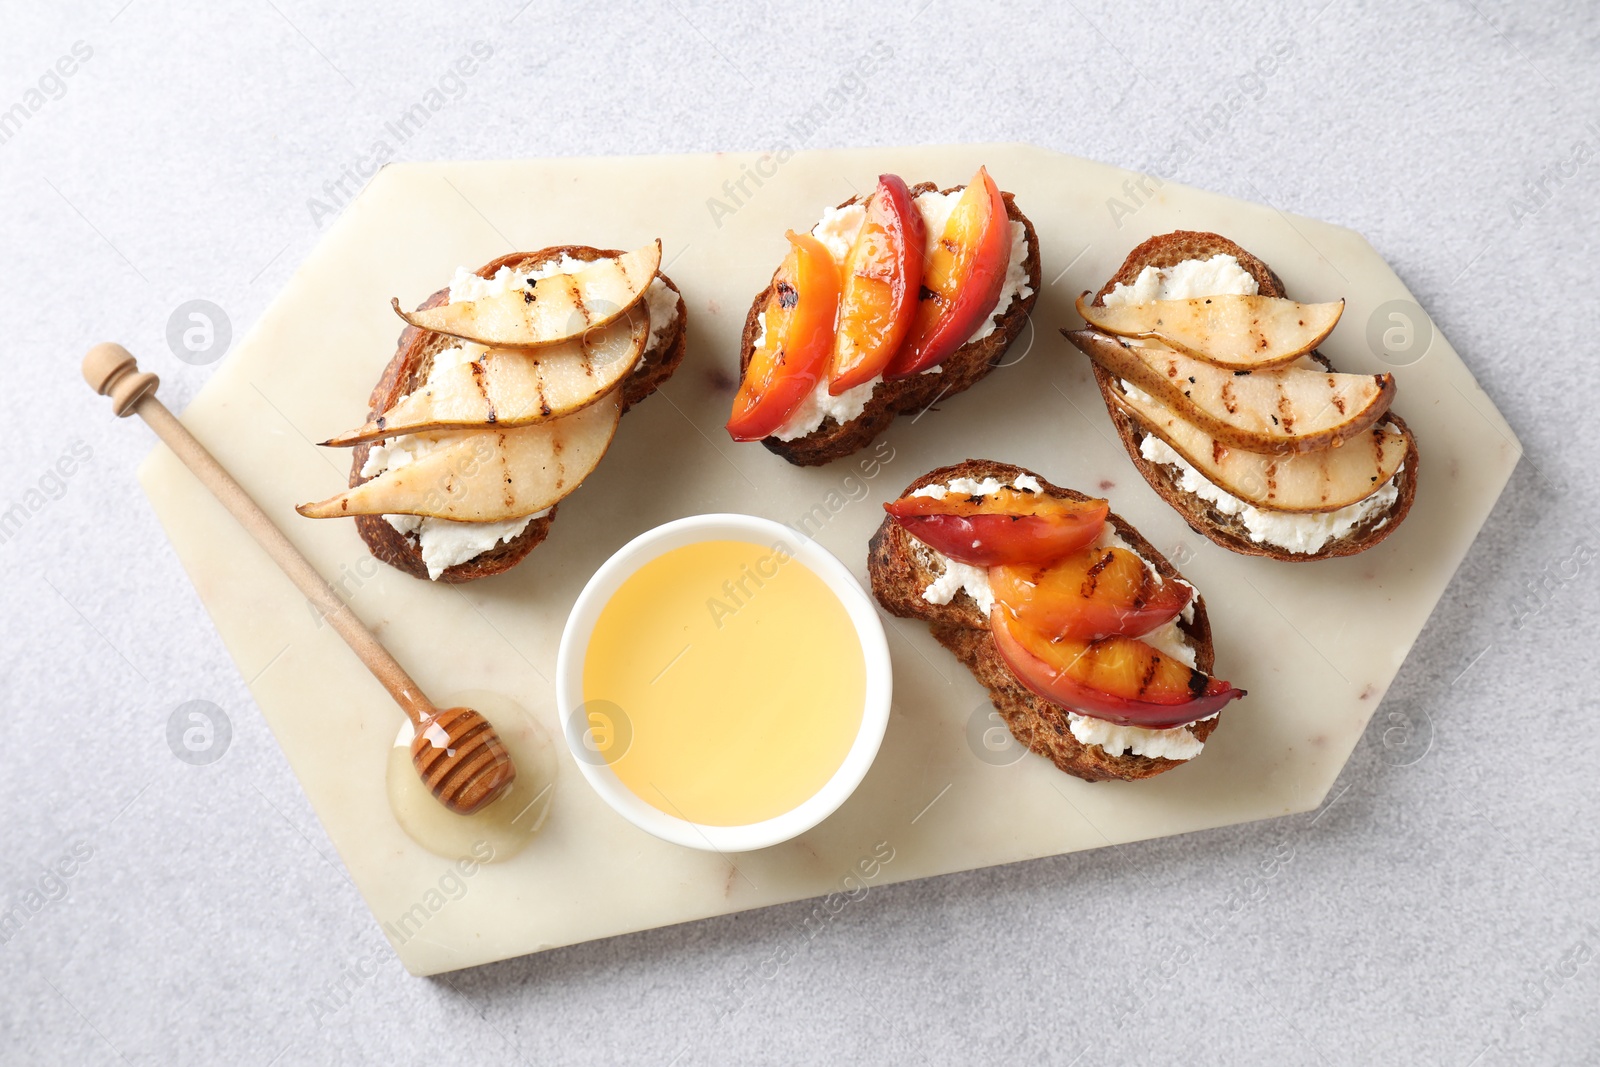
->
left=83, top=343, right=516, bottom=815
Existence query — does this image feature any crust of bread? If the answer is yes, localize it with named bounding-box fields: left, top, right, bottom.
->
left=1074, top=230, right=1419, bottom=562
left=738, top=182, right=1042, bottom=467
left=348, top=246, right=687, bottom=583
left=867, top=459, right=1221, bottom=783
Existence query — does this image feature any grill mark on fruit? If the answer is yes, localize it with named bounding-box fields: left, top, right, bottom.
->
left=1186, top=669, right=1207, bottom=699
left=570, top=281, right=592, bottom=325
left=470, top=361, right=495, bottom=423
left=551, top=429, right=566, bottom=491
left=498, top=432, right=514, bottom=511
left=1137, top=653, right=1160, bottom=696
left=1080, top=550, right=1115, bottom=599
left=1220, top=379, right=1237, bottom=414
left=1211, top=439, right=1227, bottom=465
left=1331, top=378, right=1346, bottom=414
left=1133, top=567, right=1157, bottom=610
left=1277, top=391, right=1295, bottom=432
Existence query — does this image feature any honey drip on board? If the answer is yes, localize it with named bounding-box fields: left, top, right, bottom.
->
left=386, top=690, right=557, bottom=862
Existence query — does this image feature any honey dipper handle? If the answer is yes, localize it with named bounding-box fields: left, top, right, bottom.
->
left=82, top=343, right=437, bottom=727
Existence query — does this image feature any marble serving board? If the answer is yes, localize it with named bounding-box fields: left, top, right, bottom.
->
left=138, top=143, right=1519, bottom=975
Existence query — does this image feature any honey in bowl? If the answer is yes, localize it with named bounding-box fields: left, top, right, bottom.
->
left=580, top=538, right=866, bottom=827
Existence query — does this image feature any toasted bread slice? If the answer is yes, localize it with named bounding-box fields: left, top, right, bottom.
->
left=867, top=459, right=1221, bottom=783
left=1076, top=231, right=1418, bottom=562
left=349, top=246, right=687, bottom=583
left=738, top=182, right=1042, bottom=467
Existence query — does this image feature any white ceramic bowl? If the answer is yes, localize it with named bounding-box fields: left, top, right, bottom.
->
left=556, top=513, right=892, bottom=852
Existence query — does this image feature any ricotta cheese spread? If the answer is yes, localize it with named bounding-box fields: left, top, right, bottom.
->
left=910, top=473, right=1044, bottom=499
left=909, top=472, right=1210, bottom=760
left=1103, top=255, right=1400, bottom=555
left=364, top=254, right=678, bottom=579
left=767, top=188, right=1034, bottom=442
left=1067, top=711, right=1213, bottom=761
left=1102, top=254, right=1259, bottom=305
left=919, top=551, right=997, bottom=617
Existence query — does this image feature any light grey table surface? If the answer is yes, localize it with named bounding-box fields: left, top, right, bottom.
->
left=3, top=1, right=1596, bottom=1063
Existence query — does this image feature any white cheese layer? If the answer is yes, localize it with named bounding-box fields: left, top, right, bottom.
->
left=1103, top=254, right=1259, bottom=305
left=363, top=254, right=677, bottom=580
left=910, top=473, right=1044, bottom=499
left=768, top=188, right=1033, bottom=441
left=919, top=551, right=998, bottom=617
left=1102, top=255, right=1400, bottom=555
left=906, top=476, right=1208, bottom=760
left=1068, top=712, right=1213, bottom=761
left=381, top=510, right=545, bottom=580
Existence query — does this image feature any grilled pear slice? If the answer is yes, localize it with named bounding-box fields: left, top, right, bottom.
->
left=394, top=240, right=661, bottom=349
left=1067, top=329, right=1394, bottom=454
left=1076, top=292, right=1343, bottom=370
left=297, top=389, right=621, bottom=522
left=324, top=311, right=647, bottom=447
left=1108, top=385, right=1408, bottom=512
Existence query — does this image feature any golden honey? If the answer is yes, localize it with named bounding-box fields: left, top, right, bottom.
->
left=582, top=539, right=865, bottom=827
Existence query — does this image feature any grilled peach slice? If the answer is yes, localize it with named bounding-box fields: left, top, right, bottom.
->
left=726, top=231, right=841, bottom=442
left=884, top=167, right=1011, bottom=379
left=884, top=487, right=1107, bottom=567
left=990, top=545, right=1192, bottom=641
left=829, top=174, right=924, bottom=393
left=990, top=607, right=1244, bottom=730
